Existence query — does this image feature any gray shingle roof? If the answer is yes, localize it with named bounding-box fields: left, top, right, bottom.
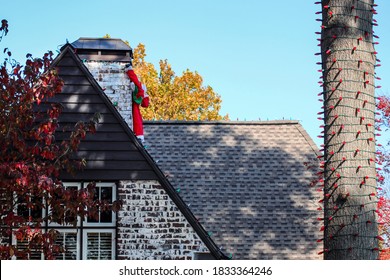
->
left=144, top=120, right=322, bottom=259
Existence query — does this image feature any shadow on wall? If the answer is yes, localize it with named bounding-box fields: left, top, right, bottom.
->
left=145, top=122, right=322, bottom=260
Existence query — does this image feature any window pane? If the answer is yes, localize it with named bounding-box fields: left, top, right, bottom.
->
left=87, top=185, right=114, bottom=224
left=101, top=187, right=112, bottom=201
left=100, top=210, right=112, bottom=223
left=17, top=204, right=29, bottom=218
left=87, top=186, right=100, bottom=223
left=17, top=195, right=43, bottom=221
left=87, top=214, right=99, bottom=223
left=31, top=196, right=43, bottom=219
left=51, top=186, right=78, bottom=225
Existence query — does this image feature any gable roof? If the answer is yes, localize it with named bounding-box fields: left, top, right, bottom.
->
left=52, top=45, right=156, bottom=180
left=51, top=45, right=228, bottom=259
left=144, top=120, right=322, bottom=259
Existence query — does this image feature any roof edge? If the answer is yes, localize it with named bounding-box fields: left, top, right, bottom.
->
left=294, top=123, right=321, bottom=157
left=144, top=120, right=300, bottom=125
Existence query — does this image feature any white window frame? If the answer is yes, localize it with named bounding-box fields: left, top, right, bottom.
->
left=83, top=182, right=116, bottom=227
left=12, top=234, right=44, bottom=260
left=82, top=228, right=116, bottom=260
left=14, top=192, right=45, bottom=223
left=48, top=182, right=82, bottom=227
left=54, top=229, right=80, bottom=260
left=12, top=182, right=117, bottom=260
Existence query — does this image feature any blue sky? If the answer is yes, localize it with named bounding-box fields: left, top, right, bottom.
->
left=1, top=0, right=389, bottom=147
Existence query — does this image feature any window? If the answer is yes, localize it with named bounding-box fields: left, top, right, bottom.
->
left=49, top=182, right=81, bottom=226
left=54, top=230, right=79, bottom=260
left=15, top=239, right=43, bottom=260
left=83, top=229, right=115, bottom=260
left=14, top=182, right=116, bottom=260
left=17, top=195, right=44, bottom=221
left=85, top=183, right=115, bottom=226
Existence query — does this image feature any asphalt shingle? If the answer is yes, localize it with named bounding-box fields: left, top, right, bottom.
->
left=144, top=120, right=322, bottom=259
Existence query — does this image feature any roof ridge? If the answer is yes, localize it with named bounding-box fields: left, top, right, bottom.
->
left=144, top=120, right=300, bottom=125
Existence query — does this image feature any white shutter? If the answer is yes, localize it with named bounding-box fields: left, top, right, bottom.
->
left=15, top=240, right=43, bottom=260
left=84, top=230, right=114, bottom=260
left=55, top=231, right=78, bottom=260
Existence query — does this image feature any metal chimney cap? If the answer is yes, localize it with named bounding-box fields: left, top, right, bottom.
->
left=71, top=37, right=132, bottom=51
left=69, top=37, right=132, bottom=62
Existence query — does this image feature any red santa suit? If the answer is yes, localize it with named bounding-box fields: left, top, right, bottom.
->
left=126, top=67, right=150, bottom=144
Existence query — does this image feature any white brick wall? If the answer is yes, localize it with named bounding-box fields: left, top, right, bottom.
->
left=117, top=180, right=209, bottom=260
left=83, top=61, right=133, bottom=128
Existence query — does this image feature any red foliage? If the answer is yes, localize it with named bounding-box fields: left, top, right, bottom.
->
left=0, top=30, right=121, bottom=259
left=380, top=248, right=390, bottom=260
left=375, top=94, right=390, bottom=259
left=377, top=196, right=390, bottom=259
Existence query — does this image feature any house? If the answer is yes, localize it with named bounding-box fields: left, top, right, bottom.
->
left=144, top=121, right=322, bottom=259
left=7, top=38, right=227, bottom=260
left=4, top=37, right=322, bottom=260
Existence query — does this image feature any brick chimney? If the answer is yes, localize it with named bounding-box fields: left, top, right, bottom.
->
left=71, top=37, right=133, bottom=128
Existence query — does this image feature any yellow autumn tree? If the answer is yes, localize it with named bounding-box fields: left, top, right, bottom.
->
left=132, top=43, right=228, bottom=120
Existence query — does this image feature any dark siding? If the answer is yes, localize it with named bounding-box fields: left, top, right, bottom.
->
left=51, top=48, right=158, bottom=181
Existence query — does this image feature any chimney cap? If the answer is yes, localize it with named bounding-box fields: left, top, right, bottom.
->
left=69, top=37, right=132, bottom=62
left=71, top=37, right=132, bottom=51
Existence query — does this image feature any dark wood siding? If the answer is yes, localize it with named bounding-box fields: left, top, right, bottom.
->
left=52, top=49, right=158, bottom=180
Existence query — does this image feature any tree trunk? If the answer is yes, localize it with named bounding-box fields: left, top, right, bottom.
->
left=321, top=0, right=379, bottom=259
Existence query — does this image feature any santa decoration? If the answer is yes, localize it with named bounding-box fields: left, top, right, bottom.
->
left=125, top=64, right=150, bottom=144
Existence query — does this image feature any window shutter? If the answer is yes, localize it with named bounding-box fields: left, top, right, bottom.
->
left=16, top=240, right=42, bottom=260
left=55, top=232, right=78, bottom=260
left=86, top=232, right=113, bottom=260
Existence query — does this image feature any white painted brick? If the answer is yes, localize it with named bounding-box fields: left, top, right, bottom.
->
left=117, top=180, right=209, bottom=260
left=83, top=61, right=133, bottom=128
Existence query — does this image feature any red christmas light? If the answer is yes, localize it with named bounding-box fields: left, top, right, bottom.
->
left=318, top=249, right=329, bottom=255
